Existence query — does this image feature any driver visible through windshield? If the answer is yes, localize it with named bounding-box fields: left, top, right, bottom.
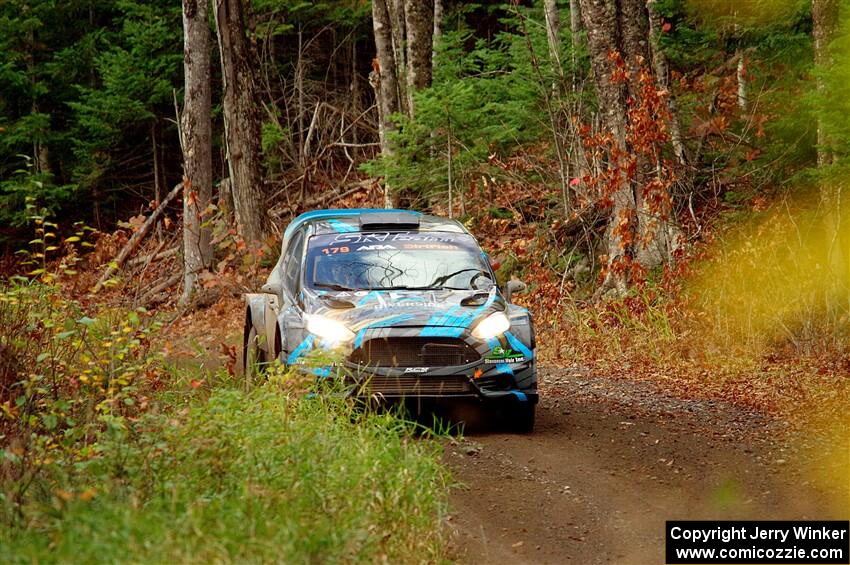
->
left=305, top=231, right=494, bottom=291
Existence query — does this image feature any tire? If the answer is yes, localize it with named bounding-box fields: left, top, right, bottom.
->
left=510, top=402, right=535, bottom=434
left=244, top=326, right=263, bottom=389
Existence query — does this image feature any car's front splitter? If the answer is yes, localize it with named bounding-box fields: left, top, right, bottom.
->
left=295, top=358, right=537, bottom=404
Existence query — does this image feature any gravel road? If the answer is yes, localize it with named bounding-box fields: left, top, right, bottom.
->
left=443, top=366, right=848, bottom=564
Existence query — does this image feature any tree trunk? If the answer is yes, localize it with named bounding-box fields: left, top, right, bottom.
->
left=736, top=52, right=747, bottom=111
left=296, top=26, right=306, bottom=169
left=152, top=121, right=162, bottom=241
left=349, top=38, right=361, bottom=159
left=219, top=177, right=235, bottom=223
left=568, top=0, right=584, bottom=180
left=213, top=0, right=266, bottom=244
left=404, top=0, right=434, bottom=116
left=812, top=0, right=843, bottom=294
left=389, top=0, right=409, bottom=117
left=371, top=0, right=403, bottom=208
left=36, top=136, right=49, bottom=176
left=617, top=0, right=667, bottom=271
left=570, top=0, right=583, bottom=88
left=617, top=0, right=649, bottom=72
left=646, top=0, right=687, bottom=167
left=180, top=0, right=214, bottom=306
left=152, top=121, right=162, bottom=207
left=544, top=0, right=564, bottom=89
left=433, top=0, right=443, bottom=66
left=635, top=0, right=686, bottom=270
left=580, top=0, right=634, bottom=293
left=813, top=0, right=838, bottom=168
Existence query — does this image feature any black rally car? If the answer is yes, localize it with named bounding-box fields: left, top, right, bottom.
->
left=243, top=209, right=537, bottom=431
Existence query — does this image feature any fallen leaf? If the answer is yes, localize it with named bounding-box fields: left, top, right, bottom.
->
left=78, top=488, right=97, bottom=501
left=55, top=489, right=73, bottom=502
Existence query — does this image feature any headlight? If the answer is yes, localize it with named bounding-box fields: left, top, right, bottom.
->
left=305, top=315, right=355, bottom=344
left=472, top=311, right=511, bottom=340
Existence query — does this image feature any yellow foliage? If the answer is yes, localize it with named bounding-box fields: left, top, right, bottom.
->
left=688, top=190, right=849, bottom=356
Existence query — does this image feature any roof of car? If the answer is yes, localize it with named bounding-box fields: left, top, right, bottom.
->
left=283, top=208, right=468, bottom=240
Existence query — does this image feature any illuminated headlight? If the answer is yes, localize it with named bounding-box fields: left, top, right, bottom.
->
left=472, top=311, right=511, bottom=340
left=305, top=315, right=355, bottom=344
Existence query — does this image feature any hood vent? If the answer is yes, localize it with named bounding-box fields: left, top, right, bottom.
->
left=460, top=292, right=490, bottom=307
left=318, top=295, right=356, bottom=309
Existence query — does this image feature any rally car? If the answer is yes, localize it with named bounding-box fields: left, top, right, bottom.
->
left=243, top=209, right=537, bottom=431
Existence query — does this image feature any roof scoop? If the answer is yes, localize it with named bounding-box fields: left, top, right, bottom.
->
left=359, top=211, right=421, bottom=231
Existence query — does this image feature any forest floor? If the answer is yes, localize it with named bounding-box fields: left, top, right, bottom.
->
left=444, top=366, right=848, bottom=564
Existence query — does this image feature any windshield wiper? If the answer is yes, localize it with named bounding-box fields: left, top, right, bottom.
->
left=428, top=268, right=493, bottom=287
left=313, top=282, right=361, bottom=292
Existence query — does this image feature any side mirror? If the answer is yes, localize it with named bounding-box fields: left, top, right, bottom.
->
left=504, top=279, right=527, bottom=302
left=261, top=282, right=282, bottom=297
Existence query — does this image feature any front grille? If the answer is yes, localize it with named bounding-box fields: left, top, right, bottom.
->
left=349, top=337, right=480, bottom=368
left=354, top=375, right=472, bottom=395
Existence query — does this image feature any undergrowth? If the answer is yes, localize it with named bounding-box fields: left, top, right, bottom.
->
left=0, top=277, right=451, bottom=563
left=1, top=387, right=449, bottom=564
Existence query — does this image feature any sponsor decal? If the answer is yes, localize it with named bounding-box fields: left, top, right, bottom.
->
left=483, top=344, right=526, bottom=364
left=358, top=244, right=396, bottom=251
left=368, top=302, right=442, bottom=309
left=331, top=232, right=459, bottom=244
left=400, top=243, right=460, bottom=250
left=404, top=367, right=429, bottom=373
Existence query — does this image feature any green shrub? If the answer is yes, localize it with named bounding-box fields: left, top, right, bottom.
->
left=0, top=279, right=163, bottom=525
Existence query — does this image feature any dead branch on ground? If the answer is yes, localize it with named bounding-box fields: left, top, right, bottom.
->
left=92, top=181, right=184, bottom=293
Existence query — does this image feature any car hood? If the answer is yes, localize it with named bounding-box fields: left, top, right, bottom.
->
left=303, top=288, right=505, bottom=331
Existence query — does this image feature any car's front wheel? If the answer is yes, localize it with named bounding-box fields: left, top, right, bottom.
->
left=510, top=402, right=535, bottom=434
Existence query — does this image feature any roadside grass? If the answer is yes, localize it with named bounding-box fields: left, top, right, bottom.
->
left=2, top=384, right=451, bottom=564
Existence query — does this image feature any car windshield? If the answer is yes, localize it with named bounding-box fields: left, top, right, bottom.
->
left=305, top=231, right=494, bottom=291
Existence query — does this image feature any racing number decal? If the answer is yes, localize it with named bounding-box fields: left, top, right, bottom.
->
left=321, top=246, right=350, bottom=254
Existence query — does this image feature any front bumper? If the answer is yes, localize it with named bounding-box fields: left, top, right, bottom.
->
left=288, top=327, right=538, bottom=404
left=292, top=336, right=537, bottom=404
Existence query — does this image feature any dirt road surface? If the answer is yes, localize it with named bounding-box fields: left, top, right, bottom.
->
left=444, top=366, right=849, bottom=564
